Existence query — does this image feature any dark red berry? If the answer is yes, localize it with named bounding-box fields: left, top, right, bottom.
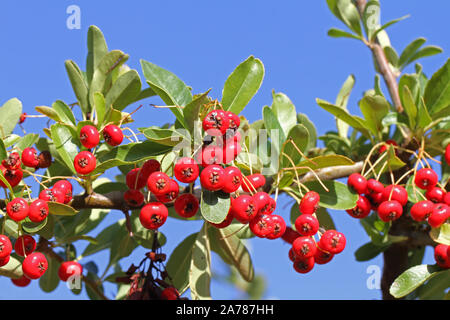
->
left=415, top=168, right=438, bottom=190
left=222, top=166, right=242, bottom=193
left=124, top=189, right=145, bottom=207
left=295, top=214, right=319, bottom=236
left=410, top=200, right=434, bottom=222
left=318, top=230, right=346, bottom=254
left=203, top=110, right=230, bottom=136
left=266, top=215, right=286, bottom=240
left=11, top=275, right=31, bottom=287
left=147, top=171, right=171, bottom=195
left=379, top=140, right=398, bottom=154
left=314, top=248, right=334, bottom=265
left=434, top=244, right=450, bottom=269
left=103, top=124, right=123, bottom=146
left=126, top=168, right=147, bottom=190
left=140, top=159, right=161, bottom=179
left=200, top=165, right=225, bottom=191
left=0, top=235, right=12, bottom=259
left=293, top=256, right=315, bottom=274
left=281, top=227, right=301, bottom=244
left=0, top=165, right=23, bottom=188
left=139, top=202, right=168, bottom=230
left=231, top=195, right=257, bottom=223
left=382, top=185, right=408, bottom=206
left=161, top=287, right=180, bottom=300
left=80, top=125, right=100, bottom=149
left=425, top=187, right=446, bottom=203
left=377, top=200, right=403, bottom=222
left=174, top=193, right=199, bottom=218
left=0, top=255, right=10, bottom=267
left=241, top=174, right=266, bottom=193
left=6, top=198, right=29, bottom=222
left=58, top=261, right=83, bottom=281
left=428, top=204, right=449, bottom=228
left=22, top=252, right=48, bottom=279
left=346, top=195, right=372, bottom=219
left=347, top=173, right=367, bottom=195
left=14, top=235, right=36, bottom=257
left=37, top=151, right=52, bottom=169
left=21, top=147, right=39, bottom=168
left=74, top=151, right=96, bottom=175
left=445, top=144, right=450, bottom=165
left=174, top=157, right=199, bottom=183
left=299, top=191, right=320, bottom=214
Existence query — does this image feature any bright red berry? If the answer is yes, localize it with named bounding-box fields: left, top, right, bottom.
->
left=428, top=204, right=449, bottom=228
left=377, top=200, right=403, bottom=222
left=410, top=200, right=434, bottom=222
left=434, top=244, right=450, bottom=269
left=0, top=165, right=23, bottom=188
left=74, top=151, right=96, bottom=175
left=314, top=248, right=334, bottom=265
left=241, top=174, right=266, bottom=193
left=292, top=236, right=317, bottom=259
left=200, top=165, right=225, bottom=191
left=425, top=187, right=446, bottom=203
left=174, top=193, right=199, bottom=218
left=347, top=173, right=368, bottom=195
left=53, top=180, right=73, bottom=204
left=0, top=235, right=12, bottom=259
left=249, top=213, right=275, bottom=238
left=21, top=147, right=39, bottom=168
left=231, top=195, right=257, bottom=223
left=0, top=255, right=10, bottom=267
left=266, top=215, right=286, bottom=240
left=196, top=145, right=224, bottom=167
left=22, top=252, right=48, bottom=279
left=156, top=179, right=179, bottom=203
left=124, top=189, right=145, bottom=207
left=39, top=188, right=64, bottom=203
left=139, top=202, right=168, bottom=230
left=147, top=171, right=171, bottom=195
left=103, top=124, right=123, bottom=146
left=382, top=185, right=408, bottom=206
left=224, top=111, right=240, bottom=132
left=445, top=144, right=450, bottom=165
left=174, top=157, right=199, bottom=183
left=414, top=168, right=438, bottom=190
left=318, top=230, right=346, bottom=254
left=221, top=166, right=242, bottom=193
left=202, top=110, right=230, bottom=136
left=11, top=275, right=31, bottom=287
left=253, top=192, right=271, bottom=214
left=295, top=214, right=319, bottom=236
left=346, top=195, right=372, bottom=219
left=58, top=261, right=83, bottom=281
left=28, top=199, right=49, bottom=223
left=2, top=152, right=21, bottom=170
left=222, top=141, right=241, bottom=164
left=293, top=256, right=315, bottom=274
left=367, top=179, right=384, bottom=194
left=444, top=192, right=450, bottom=206
left=19, top=112, right=27, bottom=124
left=299, top=191, right=320, bottom=214
left=161, top=287, right=180, bottom=300
left=79, top=125, right=100, bottom=149
left=14, top=235, right=36, bottom=257
left=126, top=168, right=147, bottom=190
left=6, top=198, right=29, bottom=222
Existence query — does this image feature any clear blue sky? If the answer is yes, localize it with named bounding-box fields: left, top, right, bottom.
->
left=0, top=0, right=448, bottom=300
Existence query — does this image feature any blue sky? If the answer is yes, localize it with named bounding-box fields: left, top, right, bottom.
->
left=0, top=0, right=448, bottom=300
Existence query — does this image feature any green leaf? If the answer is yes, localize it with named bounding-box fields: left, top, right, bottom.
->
left=22, top=217, right=48, bottom=234
left=297, top=113, right=317, bottom=150
left=14, top=134, right=40, bottom=152
left=424, top=58, right=450, bottom=115
left=52, top=100, right=76, bottom=125
left=405, top=175, right=426, bottom=203
left=327, top=28, right=361, bottom=40
left=35, top=106, right=61, bottom=122
left=429, top=223, right=450, bottom=246
left=48, top=202, right=79, bottom=216
left=336, top=0, right=362, bottom=36
left=399, top=38, right=426, bottom=69
left=402, top=86, right=418, bottom=128
left=93, top=92, right=106, bottom=128
left=200, top=190, right=231, bottom=224
left=390, top=264, right=442, bottom=298
left=288, top=155, right=355, bottom=176
left=359, top=95, right=390, bottom=139
left=86, top=25, right=108, bottom=85
left=105, top=70, right=142, bottom=111
left=405, top=46, right=443, bottom=68
left=183, top=90, right=211, bottom=135
left=271, top=92, right=297, bottom=139
left=189, top=224, right=212, bottom=300
left=383, top=46, right=399, bottom=68
left=50, top=123, right=78, bottom=173
left=335, top=74, right=355, bottom=138
left=0, top=139, right=6, bottom=162
left=65, top=60, right=89, bottom=114
left=222, top=56, right=264, bottom=115
left=417, top=269, right=450, bottom=300
left=263, top=105, right=286, bottom=146
left=315, top=207, right=336, bottom=231
left=81, top=222, right=122, bottom=258
left=302, top=180, right=358, bottom=210
left=363, top=0, right=380, bottom=40
left=370, top=15, right=410, bottom=42
left=281, top=124, right=310, bottom=170
left=0, top=98, right=22, bottom=138
left=139, top=126, right=187, bottom=146
left=166, top=232, right=198, bottom=294
left=0, top=255, right=23, bottom=278
left=39, top=255, right=60, bottom=293
left=354, top=242, right=389, bottom=261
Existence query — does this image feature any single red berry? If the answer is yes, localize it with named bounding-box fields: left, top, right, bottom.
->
left=241, top=174, right=266, bottom=193
left=222, top=141, right=241, bottom=164
left=53, top=180, right=73, bottom=204
left=292, top=236, right=317, bottom=259
left=0, top=235, right=12, bottom=259
left=0, top=165, right=23, bottom=188
left=38, top=188, right=64, bottom=203
left=103, top=124, right=123, bottom=146
left=28, top=199, right=49, bottom=223
left=196, top=145, right=224, bottom=167
left=434, top=244, right=450, bottom=269
left=249, top=213, right=275, bottom=238
left=2, top=152, right=21, bottom=170
left=139, top=202, right=168, bottom=230
left=74, top=151, right=96, bottom=175
left=140, top=159, right=161, bottom=179
left=377, top=200, right=403, bottom=222
left=124, top=189, right=145, bottom=207
left=174, top=157, right=199, bottom=183
left=11, top=275, right=31, bottom=287
left=410, top=200, right=434, bottom=222
left=382, top=185, right=408, bottom=206
left=314, top=247, right=334, bottom=265
left=147, top=171, right=171, bottom=195
left=37, top=151, right=52, bottom=169
left=0, top=255, right=10, bottom=267
left=299, top=191, right=320, bottom=214
left=6, top=198, right=29, bottom=222
left=156, top=179, right=179, bottom=203
left=231, top=195, right=257, bottom=223
left=293, top=256, right=315, bottom=274
left=281, top=227, right=301, bottom=244
left=379, top=140, right=398, bottom=154
left=346, top=195, right=372, bottom=219
left=221, top=166, right=242, bottom=193
left=14, top=235, right=36, bottom=257
left=126, top=168, right=147, bottom=190
left=161, top=287, right=180, bottom=300
left=425, top=187, right=446, bottom=203
left=50, top=187, right=66, bottom=203
left=200, top=165, right=225, bottom=191
left=174, top=193, right=199, bottom=218
left=253, top=192, right=271, bottom=214
left=79, top=125, right=100, bottom=149
left=224, top=111, right=240, bottom=132
left=21, top=147, right=39, bottom=168
left=367, top=192, right=384, bottom=207
left=22, top=252, right=48, bottom=279
left=19, top=112, right=27, bottom=124
left=445, top=144, right=450, bottom=165
left=347, top=173, right=368, bottom=195
left=367, top=179, right=384, bottom=194
left=428, top=204, right=450, bottom=228
left=58, top=261, right=83, bottom=281
left=266, top=214, right=286, bottom=240
left=414, top=168, right=438, bottom=190
left=202, top=109, right=230, bottom=136
left=444, top=192, right=450, bottom=206
left=295, top=214, right=319, bottom=236
left=318, top=230, right=346, bottom=254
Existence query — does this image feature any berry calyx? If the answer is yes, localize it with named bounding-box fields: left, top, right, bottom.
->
left=0, top=235, right=12, bottom=259
left=174, top=193, right=199, bottom=218
left=200, top=165, right=225, bottom=191
left=139, top=202, right=168, bottom=230
left=103, top=124, right=124, bottom=146
left=202, top=109, right=230, bottom=136
left=174, top=157, right=199, bottom=183
left=346, top=195, right=372, bottom=219
left=224, top=111, right=240, bottom=132
left=295, top=214, right=319, bottom=236
left=314, top=248, right=334, bottom=265
left=377, top=200, right=403, bottom=222
left=156, top=179, right=179, bottom=203
left=414, top=168, right=438, bottom=190
left=58, top=261, right=83, bottom=281
left=231, top=195, right=257, bottom=223
left=347, top=173, right=368, bottom=195
left=410, top=200, right=434, bottom=222
left=147, top=171, right=171, bottom=195
left=299, top=191, right=320, bottom=215
left=6, top=198, right=29, bottom=222
left=2, top=152, right=21, bottom=170
left=14, top=235, right=36, bottom=257
left=292, top=236, right=317, bottom=259
left=196, top=145, right=224, bottom=167
left=21, top=147, right=39, bottom=168
left=249, top=213, right=275, bottom=238
left=74, top=151, right=96, bottom=175
left=22, top=252, right=48, bottom=279
left=80, top=125, right=100, bottom=149
left=266, top=215, right=286, bottom=240
left=318, top=230, right=346, bottom=254
left=0, top=165, right=23, bottom=188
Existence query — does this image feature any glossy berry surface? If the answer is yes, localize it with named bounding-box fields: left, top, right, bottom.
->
left=14, top=235, right=36, bottom=257
left=241, top=174, right=266, bottom=192
left=382, top=185, right=408, bottom=206
left=53, top=180, right=73, bottom=204
left=156, top=179, right=179, bottom=203
left=377, top=200, right=403, bottom=222
left=428, top=204, right=449, bottom=228
left=22, top=252, right=48, bottom=279
left=58, top=261, right=84, bottom=281
left=0, top=166, right=23, bottom=188
left=414, top=168, right=438, bottom=190
left=11, top=275, right=31, bottom=287
left=147, top=171, right=171, bottom=195
left=367, top=179, right=384, bottom=194
left=347, top=173, right=367, bottom=195
left=425, top=187, right=446, bottom=203
left=196, top=145, right=224, bottom=167
left=103, top=124, right=123, bottom=146
left=0, top=235, right=12, bottom=259
left=231, top=195, right=258, bottom=223
left=434, top=244, right=450, bottom=269
left=139, top=202, right=168, bottom=230
left=249, top=213, right=274, bottom=238
left=200, top=165, right=225, bottom=191
left=410, top=200, right=434, bottom=222
left=266, top=215, right=286, bottom=240
left=295, top=214, right=319, bottom=236
left=318, top=230, right=346, bottom=254
left=2, top=152, right=21, bottom=170
left=224, top=111, right=240, bottom=132
left=221, top=166, right=242, bottom=193
left=79, top=125, right=100, bottom=149
left=174, top=157, right=199, bottom=183
left=292, top=236, right=317, bottom=259
left=202, top=109, right=230, bottom=136
left=6, top=198, right=29, bottom=222
left=346, top=195, right=372, bottom=219
left=281, top=227, right=301, bottom=244
left=174, top=193, right=199, bottom=218
left=126, top=168, right=147, bottom=190
left=293, top=256, right=315, bottom=274
left=222, top=141, right=241, bottom=164
left=21, top=147, right=39, bottom=168
left=314, top=248, right=334, bottom=265
left=299, top=191, right=320, bottom=215
left=0, top=255, right=10, bottom=267
left=74, top=151, right=96, bottom=175
left=124, top=189, right=145, bottom=207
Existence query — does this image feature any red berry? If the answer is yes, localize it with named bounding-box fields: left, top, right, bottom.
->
left=382, top=185, right=408, bottom=206
left=288, top=248, right=297, bottom=262
left=209, top=206, right=234, bottom=228
left=0, top=235, right=12, bottom=259
left=58, top=261, right=83, bottom=281
left=379, top=140, right=398, bottom=154
left=161, top=287, right=180, bottom=300
left=200, top=165, right=225, bottom=191
left=293, top=256, right=315, bottom=274
left=126, top=168, right=147, bottom=190
left=39, top=188, right=64, bottom=203
left=367, top=179, right=384, bottom=194
left=281, top=227, right=301, bottom=244
left=253, top=192, right=271, bottom=214
left=222, top=141, right=241, bottom=164
left=147, top=171, right=171, bottom=195
left=124, top=189, right=145, bottom=207
left=410, top=200, right=434, bottom=222
left=50, top=187, right=66, bottom=203
left=221, top=166, right=242, bottom=193
left=103, top=124, right=123, bottom=146
left=79, top=125, right=100, bottom=149
left=174, top=193, right=199, bottom=218
left=434, top=244, right=450, bottom=269
left=299, top=191, right=320, bottom=214
left=174, top=157, right=199, bottom=183
left=346, top=195, right=372, bottom=219
left=414, top=168, right=438, bottom=190
left=22, top=252, right=48, bottom=279
left=314, top=248, right=334, bottom=265
left=249, top=213, right=275, bottom=238
left=266, top=215, right=286, bottom=239
left=241, top=174, right=266, bottom=193
left=140, top=159, right=161, bottom=178
left=224, top=111, right=240, bottom=132
left=292, top=236, right=317, bottom=259
left=428, top=204, right=449, bottom=228
left=0, top=255, right=10, bottom=267
left=21, top=147, right=39, bottom=168
left=156, top=179, right=179, bottom=203
left=425, top=187, right=446, bottom=203
left=0, top=165, right=23, bottom=188
left=53, top=180, right=73, bottom=204
left=318, top=230, right=346, bottom=254
left=295, top=214, right=319, bottom=236
left=74, top=151, right=96, bottom=175
left=14, top=235, right=36, bottom=257
left=377, top=200, right=403, bottom=222
left=196, top=145, right=224, bottom=167
left=6, top=198, right=29, bottom=222
left=347, top=173, right=368, bottom=195
left=231, top=195, right=257, bottom=223
left=2, top=152, right=21, bottom=170
left=19, top=112, right=27, bottom=124
left=139, top=202, right=168, bottom=230
left=202, top=109, right=230, bottom=136
left=445, top=144, right=450, bottom=165
left=28, top=199, right=49, bottom=223
left=11, top=275, right=31, bottom=287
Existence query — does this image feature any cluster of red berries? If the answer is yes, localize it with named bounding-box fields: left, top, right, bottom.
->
left=74, top=124, right=124, bottom=175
